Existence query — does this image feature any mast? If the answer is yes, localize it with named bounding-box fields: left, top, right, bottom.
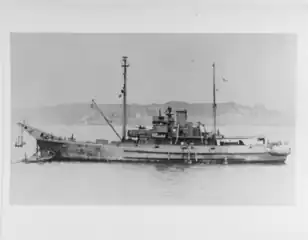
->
left=212, top=62, right=217, bottom=134
left=121, top=56, right=129, bottom=141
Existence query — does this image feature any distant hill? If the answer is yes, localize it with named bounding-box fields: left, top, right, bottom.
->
left=11, top=101, right=295, bottom=127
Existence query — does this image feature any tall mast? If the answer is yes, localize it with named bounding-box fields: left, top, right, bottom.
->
left=121, top=56, right=129, bottom=141
left=212, top=62, right=217, bottom=134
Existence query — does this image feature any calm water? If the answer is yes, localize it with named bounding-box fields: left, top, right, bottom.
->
left=10, top=124, right=295, bottom=205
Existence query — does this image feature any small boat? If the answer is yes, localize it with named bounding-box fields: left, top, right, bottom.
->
left=15, top=57, right=291, bottom=164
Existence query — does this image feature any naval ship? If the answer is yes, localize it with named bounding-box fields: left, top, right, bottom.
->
left=14, top=57, right=291, bottom=164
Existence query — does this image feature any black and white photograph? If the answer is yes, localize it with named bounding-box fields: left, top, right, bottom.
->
left=1, top=2, right=308, bottom=240
left=10, top=33, right=296, bottom=205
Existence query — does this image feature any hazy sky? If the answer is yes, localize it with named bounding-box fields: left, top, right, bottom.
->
left=11, top=33, right=296, bottom=112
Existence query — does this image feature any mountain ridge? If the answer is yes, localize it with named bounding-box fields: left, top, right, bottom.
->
left=11, top=101, right=294, bottom=127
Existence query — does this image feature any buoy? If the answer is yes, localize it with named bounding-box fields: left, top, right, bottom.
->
left=223, top=156, right=228, bottom=165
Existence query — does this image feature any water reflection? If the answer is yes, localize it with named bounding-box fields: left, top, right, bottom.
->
left=153, top=163, right=190, bottom=173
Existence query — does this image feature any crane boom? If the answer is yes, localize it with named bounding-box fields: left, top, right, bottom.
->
left=90, top=99, right=122, bottom=141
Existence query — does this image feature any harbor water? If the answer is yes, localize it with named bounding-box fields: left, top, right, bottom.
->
left=10, top=124, right=295, bottom=205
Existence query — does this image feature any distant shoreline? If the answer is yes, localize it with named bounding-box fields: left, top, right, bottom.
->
left=11, top=100, right=295, bottom=127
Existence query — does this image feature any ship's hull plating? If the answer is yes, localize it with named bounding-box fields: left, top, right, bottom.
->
left=26, top=139, right=290, bottom=164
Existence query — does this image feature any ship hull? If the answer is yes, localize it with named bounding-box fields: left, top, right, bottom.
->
left=25, top=139, right=290, bottom=165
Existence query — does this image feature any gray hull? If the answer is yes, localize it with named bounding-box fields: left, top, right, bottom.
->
left=26, top=139, right=289, bottom=165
